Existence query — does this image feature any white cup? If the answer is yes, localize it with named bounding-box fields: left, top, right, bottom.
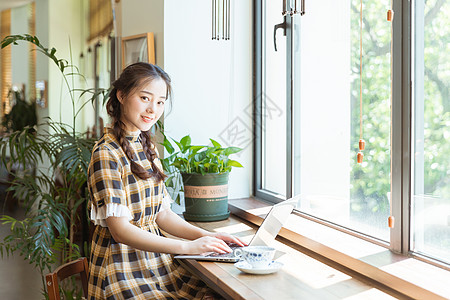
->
left=234, top=246, right=276, bottom=269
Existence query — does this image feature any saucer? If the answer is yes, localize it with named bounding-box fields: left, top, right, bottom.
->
left=234, top=260, right=283, bottom=275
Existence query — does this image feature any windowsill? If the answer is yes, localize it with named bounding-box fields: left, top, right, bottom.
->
left=229, top=197, right=450, bottom=299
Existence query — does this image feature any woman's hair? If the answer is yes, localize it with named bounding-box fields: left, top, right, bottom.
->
left=106, top=62, right=171, bottom=183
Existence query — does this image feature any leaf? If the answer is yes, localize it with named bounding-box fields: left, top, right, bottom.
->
left=210, top=138, right=222, bottom=148
left=172, top=139, right=183, bottom=152
left=1, top=38, right=14, bottom=48
left=224, top=146, right=242, bottom=156
left=165, top=176, right=174, bottom=187
left=162, top=137, right=175, bottom=154
left=227, top=160, right=243, bottom=168
left=171, top=161, right=183, bottom=169
left=180, top=135, right=191, bottom=152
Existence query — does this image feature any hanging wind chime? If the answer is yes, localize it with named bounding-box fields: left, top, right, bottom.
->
left=358, top=1, right=395, bottom=229
left=357, top=0, right=365, bottom=164
left=212, top=0, right=231, bottom=40
left=387, top=1, right=395, bottom=229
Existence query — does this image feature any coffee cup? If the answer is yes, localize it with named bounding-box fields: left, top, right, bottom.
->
left=234, top=246, right=276, bottom=269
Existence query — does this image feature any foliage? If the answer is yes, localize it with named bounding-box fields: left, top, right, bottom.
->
left=0, top=34, right=108, bottom=298
left=160, top=135, right=243, bottom=204
left=2, top=89, right=37, bottom=133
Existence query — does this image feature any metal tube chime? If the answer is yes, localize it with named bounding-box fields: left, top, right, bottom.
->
left=283, top=0, right=305, bottom=16
left=212, top=0, right=230, bottom=40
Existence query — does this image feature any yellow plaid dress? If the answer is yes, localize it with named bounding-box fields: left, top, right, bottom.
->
left=87, top=128, right=209, bottom=299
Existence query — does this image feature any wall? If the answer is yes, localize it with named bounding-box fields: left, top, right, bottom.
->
left=47, top=0, right=83, bottom=129
left=164, top=0, right=253, bottom=200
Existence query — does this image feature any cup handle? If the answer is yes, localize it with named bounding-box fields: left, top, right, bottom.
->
left=233, top=248, right=243, bottom=258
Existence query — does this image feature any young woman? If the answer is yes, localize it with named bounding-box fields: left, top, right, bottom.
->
left=87, top=62, right=245, bottom=299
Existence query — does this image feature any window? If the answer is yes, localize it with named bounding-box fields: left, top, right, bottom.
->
left=411, top=0, right=450, bottom=265
left=255, top=0, right=449, bottom=266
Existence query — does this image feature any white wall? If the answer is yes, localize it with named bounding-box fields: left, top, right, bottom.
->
left=47, top=0, right=83, bottom=129
left=164, top=0, right=253, bottom=199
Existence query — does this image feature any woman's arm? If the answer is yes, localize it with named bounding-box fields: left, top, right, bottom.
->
left=155, top=209, right=247, bottom=247
left=106, top=216, right=233, bottom=254
left=155, top=209, right=211, bottom=240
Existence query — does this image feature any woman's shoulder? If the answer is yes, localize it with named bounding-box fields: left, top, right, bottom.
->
left=92, top=131, right=124, bottom=158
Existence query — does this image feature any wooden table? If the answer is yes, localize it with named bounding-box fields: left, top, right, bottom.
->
left=177, top=216, right=397, bottom=300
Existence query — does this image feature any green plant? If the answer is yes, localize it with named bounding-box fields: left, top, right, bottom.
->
left=160, top=135, right=243, bottom=204
left=0, top=34, right=108, bottom=299
left=2, top=89, right=37, bottom=133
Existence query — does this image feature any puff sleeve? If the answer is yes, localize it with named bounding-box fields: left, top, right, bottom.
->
left=88, top=145, right=133, bottom=227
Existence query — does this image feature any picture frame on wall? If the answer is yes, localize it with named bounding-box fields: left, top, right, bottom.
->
left=121, top=32, right=155, bottom=69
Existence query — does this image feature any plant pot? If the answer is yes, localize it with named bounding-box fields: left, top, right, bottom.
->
left=181, top=172, right=230, bottom=222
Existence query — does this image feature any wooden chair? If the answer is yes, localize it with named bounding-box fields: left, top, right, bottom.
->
left=46, top=257, right=89, bottom=300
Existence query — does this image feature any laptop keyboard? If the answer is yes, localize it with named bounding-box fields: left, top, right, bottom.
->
left=205, top=245, right=242, bottom=258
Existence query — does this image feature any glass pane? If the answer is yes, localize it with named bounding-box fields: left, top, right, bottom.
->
left=292, top=0, right=391, bottom=241
left=262, top=0, right=286, bottom=196
left=412, top=0, right=450, bottom=264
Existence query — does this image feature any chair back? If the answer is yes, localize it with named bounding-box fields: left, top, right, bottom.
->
left=46, top=257, right=89, bottom=300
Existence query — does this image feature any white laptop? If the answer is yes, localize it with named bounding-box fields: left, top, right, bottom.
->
left=174, top=195, right=299, bottom=263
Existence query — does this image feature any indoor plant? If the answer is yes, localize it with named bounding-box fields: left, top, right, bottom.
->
left=161, top=135, right=243, bottom=221
left=2, top=88, right=37, bottom=133
left=0, top=34, right=108, bottom=299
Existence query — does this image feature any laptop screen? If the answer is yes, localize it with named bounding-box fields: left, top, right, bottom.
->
left=249, top=200, right=296, bottom=246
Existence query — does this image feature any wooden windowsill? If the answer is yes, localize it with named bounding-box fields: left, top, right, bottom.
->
left=228, top=197, right=450, bottom=300
left=180, top=214, right=398, bottom=299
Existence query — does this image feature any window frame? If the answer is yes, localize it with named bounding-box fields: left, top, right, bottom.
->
left=254, top=0, right=295, bottom=204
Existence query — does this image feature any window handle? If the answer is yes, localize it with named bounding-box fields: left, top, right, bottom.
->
left=273, top=17, right=287, bottom=52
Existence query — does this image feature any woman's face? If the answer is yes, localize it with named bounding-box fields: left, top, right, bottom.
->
left=118, top=78, right=167, bottom=132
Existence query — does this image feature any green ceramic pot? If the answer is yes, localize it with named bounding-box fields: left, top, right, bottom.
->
left=181, top=172, right=230, bottom=222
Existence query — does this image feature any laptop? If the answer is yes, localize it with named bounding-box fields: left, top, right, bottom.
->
left=174, top=195, right=300, bottom=263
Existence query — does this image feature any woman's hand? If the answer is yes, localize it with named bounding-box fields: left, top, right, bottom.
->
left=184, top=236, right=233, bottom=255
left=208, top=232, right=248, bottom=247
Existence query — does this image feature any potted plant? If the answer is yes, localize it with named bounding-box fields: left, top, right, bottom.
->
left=161, top=135, right=243, bottom=221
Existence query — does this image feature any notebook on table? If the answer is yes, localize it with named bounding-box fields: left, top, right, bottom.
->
left=174, top=195, right=300, bottom=263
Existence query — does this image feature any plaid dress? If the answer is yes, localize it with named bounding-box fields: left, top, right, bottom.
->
left=87, top=128, right=209, bottom=299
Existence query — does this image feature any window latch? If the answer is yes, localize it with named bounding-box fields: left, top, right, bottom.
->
left=273, top=17, right=287, bottom=52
